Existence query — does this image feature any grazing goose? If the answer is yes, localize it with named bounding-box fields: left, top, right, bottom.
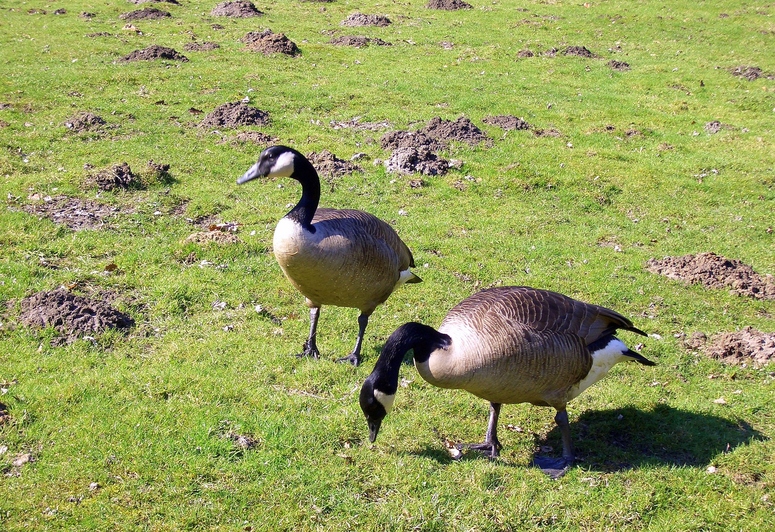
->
left=238, top=145, right=421, bottom=366
left=359, top=286, right=654, bottom=477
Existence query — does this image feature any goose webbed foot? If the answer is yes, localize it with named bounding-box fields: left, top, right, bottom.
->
left=336, top=352, right=361, bottom=367
left=532, top=455, right=572, bottom=479
left=296, top=340, right=320, bottom=360
left=455, top=439, right=502, bottom=459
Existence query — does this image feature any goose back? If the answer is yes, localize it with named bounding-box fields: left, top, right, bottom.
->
left=417, top=286, right=641, bottom=407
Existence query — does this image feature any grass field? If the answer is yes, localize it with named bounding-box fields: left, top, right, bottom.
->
left=1, top=0, right=774, bottom=530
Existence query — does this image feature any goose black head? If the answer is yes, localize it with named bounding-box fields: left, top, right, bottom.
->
left=237, top=145, right=299, bottom=184
left=359, top=377, right=390, bottom=443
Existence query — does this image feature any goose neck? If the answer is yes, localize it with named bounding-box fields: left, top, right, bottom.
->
left=286, top=157, right=320, bottom=228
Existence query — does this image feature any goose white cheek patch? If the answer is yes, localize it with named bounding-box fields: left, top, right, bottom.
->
left=374, top=391, right=396, bottom=413
left=270, top=150, right=296, bottom=177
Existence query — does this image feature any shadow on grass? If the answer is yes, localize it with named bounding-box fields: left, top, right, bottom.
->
left=409, top=404, right=765, bottom=472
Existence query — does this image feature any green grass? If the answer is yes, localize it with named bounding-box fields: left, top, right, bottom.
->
left=1, top=0, right=774, bottom=529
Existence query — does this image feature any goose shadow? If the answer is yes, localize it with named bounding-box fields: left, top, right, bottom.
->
left=410, top=404, right=764, bottom=472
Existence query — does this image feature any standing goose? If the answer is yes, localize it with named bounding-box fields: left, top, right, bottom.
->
left=238, top=145, right=421, bottom=366
left=360, top=286, right=654, bottom=477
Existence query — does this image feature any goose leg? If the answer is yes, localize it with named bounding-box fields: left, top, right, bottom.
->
left=532, top=408, right=573, bottom=479
left=336, top=312, right=369, bottom=367
left=297, top=307, right=321, bottom=359
left=457, top=402, right=503, bottom=458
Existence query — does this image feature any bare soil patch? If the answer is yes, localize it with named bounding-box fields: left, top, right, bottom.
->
left=201, top=102, right=269, bottom=129
left=341, top=13, right=391, bottom=27
left=684, top=328, right=775, bottom=368
left=307, top=150, right=362, bottom=179
left=330, top=117, right=391, bottom=131
left=231, top=131, right=277, bottom=145
left=22, top=196, right=122, bottom=230
left=119, top=7, right=171, bottom=20
left=385, top=147, right=449, bottom=176
left=563, top=45, right=596, bottom=58
left=729, top=65, right=772, bottom=81
left=183, top=230, right=240, bottom=245
left=19, top=289, right=134, bottom=343
left=608, top=60, right=630, bottom=71
left=517, top=49, right=534, bottom=58
left=64, top=112, right=106, bottom=132
left=424, top=116, right=489, bottom=146
left=705, top=121, right=724, bottom=134
left=184, top=42, right=220, bottom=52
left=86, top=162, right=140, bottom=191
left=646, top=253, right=775, bottom=300
left=330, top=36, right=390, bottom=48
left=483, top=115, right=531, bottom=131
left=426, top=0, right=472, bottom=10
left=0, top=402, right=10, bottom=426
left=211, top=1, right=263, bottom=17
left=242, top=30, right=300, bottom=56
left=120, top=45, right=188, bottom=62
left=381, top=130, right=444, bottom=152
left=533, top=127, right=562, bottom=137
left=128, top=0, right=179, bottom=4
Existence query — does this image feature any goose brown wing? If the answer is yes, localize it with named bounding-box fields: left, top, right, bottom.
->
left=446, top=286, right=645, bottom=347
left=312, top=208, right=416, bottom=269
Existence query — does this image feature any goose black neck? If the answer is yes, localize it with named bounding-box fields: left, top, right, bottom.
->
left=370, top=322, right=450, bottom=395
left=286, top=154, right=320, bottom=229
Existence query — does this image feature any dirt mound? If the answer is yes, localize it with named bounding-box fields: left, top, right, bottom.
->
left=381, top=130, right=443, bottom=152
left=483, top=115, right=530, bottom=131
left=341, top=13, right=391, bottom=27
left=705, top=121, right=724, bottom=134
left=426, top=0, right=472, bottom=9
left=86, top=162, right=139, bottom=191
left=120, top=45, right=188, bottom=62
left=64, top=112, right=106, bottom=132
left=211, top=1, right=263, bottom=17
left=608, top=60, right=630, bottom=71
left=242, top=30, right=300, bottom=56
left=385, top=146, right=449, bottom=176
left=646, top=253, right=775, bottom=300
left=685, top=328, right=775, bottom=368
left=232, top=131, right=277, bottom=144
left=119, top=7, right=171, bottom=20
left=423, top=116, right=489, bottom=146
left=201, top=102, right=270, bottom=129
left=19, top=289, right=134, bottom=343
left=184, top=42, right=220, bottom=52
left=22, top=196, right=122, bottom=230
left=729, top=65, right=769, bottom=81
left=563, top=45, right=596, bottom=58
left=307, top=150, right=361, bottom=178
left=517, top=49, right=534, bottom=58
left=330, top=36, right=390, bottom=48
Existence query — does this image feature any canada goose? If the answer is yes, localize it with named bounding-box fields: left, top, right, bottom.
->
left=360, top=286, right=654, bottom=477
left=238, top=145, right=421, bottom=366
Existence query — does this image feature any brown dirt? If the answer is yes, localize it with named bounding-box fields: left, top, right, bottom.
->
left=729, top=65, right=772, bottom=81
left=341, top=13, right=391, bottom=27
left=211, top=1, right=263, bottom=17
left=381, top=130, right=444, bottom=152
left=423, top=116, right=489, bottom=146
left=119, top=7, right=171, bottom=20
left=120, top=45, right=188, bottom=62
left=426, top=0, right=472, bottom=10
left=86, top=162, right=139, bottom=191
left=533, top=128, right=562, bottom=137
left=483, top=115, right=531, bottom=131
left=242, top=30, right=300, bottom=56
left=684, top=328, right=775, bottom=368
left=64, top=112, right=106, bottom=132
left=19, top=288, right=134, bottom=343
left=306, top=150, right=361, bottom=179
left=517, top=49, right=535, bottom=58
left=183, top=230, right=240, bottom=245
left=22, top=196, right=122, bottom=230
left=145, top=160, right=171, bottom=181
left=705, top=121, right=723, bottom=134
left=184, top=42, right=220, bottom=52
left=330, top=36, right=390, bottom=48
left=384, top=146, right=449, bottom=176
left=330, top=117, right=391, bottom=131
left=563, top=45, right=596, bottom=58
left=646, top=253, right=775, bottom=300
left=608, top=60, right=630, bottom=71
left=231, top=131, right=277, bottom=145
left=128, top=0, right=179, bottom=4
left=0, top=402, right=10, bottom=426
left=200, top=102, right=270, bottom=129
